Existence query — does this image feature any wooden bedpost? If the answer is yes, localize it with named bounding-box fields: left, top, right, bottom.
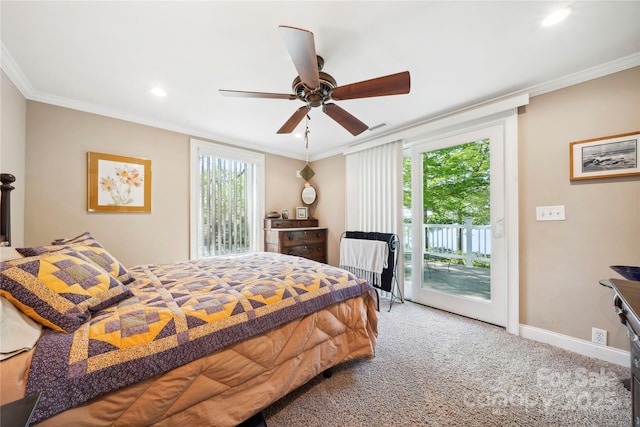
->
left=1, top=173, right=15, bottom=246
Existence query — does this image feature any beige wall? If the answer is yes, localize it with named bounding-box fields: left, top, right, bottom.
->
left=25, top=102, right=190, bottom=265
left=264, top=153, right=345, bottom=266
left=307, top=154, right=346, bottom=267
left=23, top=102, right=306, bottom=266
left=264, top=153, right=307, bottom=218
left=0, top=70, right=27, bottom=247
left=5, top=66, right=639, bottom=352
left=518, top=67, right=640, bottom=350
left=311, top=67, right=640, bottom=352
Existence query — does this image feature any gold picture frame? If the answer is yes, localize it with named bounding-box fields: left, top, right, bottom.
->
left=88, top=152, right=151, bottom=212
left=569, top=132, right=640, bottom=181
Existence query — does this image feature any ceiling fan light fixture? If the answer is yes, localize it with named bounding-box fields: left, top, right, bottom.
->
left=292, top=67, right=337, bottom=107
left=306, top=93, right=324, bottom=107
left=220, top=26, right=410, bottom=137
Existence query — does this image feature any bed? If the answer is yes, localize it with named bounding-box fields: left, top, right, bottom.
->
left=0, top=175, right=378, bottom=426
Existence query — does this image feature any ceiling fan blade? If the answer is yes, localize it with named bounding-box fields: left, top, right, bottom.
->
left=330, top=71, right=411, bottom=100
left=323, top=103, right=368, bottom=136
left=277, top=106, right=310, bottom=134
left=279, top=25, right=320, bottom=90
left=219, top=89, right=297, bottom=100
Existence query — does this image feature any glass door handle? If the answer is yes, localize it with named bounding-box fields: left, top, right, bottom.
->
left=493, top=217, right=504, bottom=238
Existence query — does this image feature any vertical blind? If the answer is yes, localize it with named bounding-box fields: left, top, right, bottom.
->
left=198, top=154, right=255, bottom=257
left=345, top=140, right=404, bottom=294
left=345, top=140, right=403, bottom=234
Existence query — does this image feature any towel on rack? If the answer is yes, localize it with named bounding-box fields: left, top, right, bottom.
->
left=339, top=238, right=389, bottom=287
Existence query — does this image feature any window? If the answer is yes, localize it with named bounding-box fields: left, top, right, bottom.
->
left=190, top=139, right=264, bottom=259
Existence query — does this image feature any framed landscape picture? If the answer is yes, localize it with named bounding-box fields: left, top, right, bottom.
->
left=87, top=152, right=151, bottom=212
left=569, top=132, right=640, bottom=181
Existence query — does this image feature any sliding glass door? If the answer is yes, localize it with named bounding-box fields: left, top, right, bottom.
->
left=410, top=125, right=506, bottom=326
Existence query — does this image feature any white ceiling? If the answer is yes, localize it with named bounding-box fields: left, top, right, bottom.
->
left=2, top=1, right=639, bottom=160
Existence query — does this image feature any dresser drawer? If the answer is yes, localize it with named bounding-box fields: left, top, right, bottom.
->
left=283, top=244, right=326, bottom=261
left=263, top=225, right=327, bottom=264
left=281, top=229, right=326, bottom=247
left=264, top=219, right=318, bottom=229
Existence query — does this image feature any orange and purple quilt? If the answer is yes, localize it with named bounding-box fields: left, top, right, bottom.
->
left=26, top=252, right=375, bottom=422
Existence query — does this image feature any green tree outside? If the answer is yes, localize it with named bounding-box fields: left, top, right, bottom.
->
left=403, top=139, right=491, bottom=267
left=404, top=139, right=490, bottom=225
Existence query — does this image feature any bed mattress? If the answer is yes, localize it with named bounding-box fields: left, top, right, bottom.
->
left=1, top=254, right=378, bottom=426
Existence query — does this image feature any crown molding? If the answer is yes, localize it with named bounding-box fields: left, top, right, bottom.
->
left=2, top=47, right=638, bottom=161
left=344, top=54, right=640, bottom=155
left=528, top=52, right=640, bottom=97
left=0, top=43, right=34, bottom=97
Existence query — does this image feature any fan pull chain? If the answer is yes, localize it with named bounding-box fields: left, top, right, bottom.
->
left=299, top=114, right=316, bottom=183
left=304, top=114, right=311, bottom=164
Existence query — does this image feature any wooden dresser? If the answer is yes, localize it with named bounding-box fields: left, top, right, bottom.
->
left=264, top=219, right=327, bottom=263
left=610, top=278, right=640, bottom=426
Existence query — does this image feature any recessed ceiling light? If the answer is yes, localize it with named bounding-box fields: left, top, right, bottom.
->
left=542, top=7, right=571, bottom=27
left=294, top=132, right=303, bottom=139
left=150, top=87, right=167, bottom=97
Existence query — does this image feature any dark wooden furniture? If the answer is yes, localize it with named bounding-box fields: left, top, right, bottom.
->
left=610, top=278, right=640, bottom=426
left=237, top=411, right=268, bottom=427
left=1, top=173, right=16, bottom=246
left=0, top=393, right=41, bottom=427
left=264, top=219, right=327, bottom=263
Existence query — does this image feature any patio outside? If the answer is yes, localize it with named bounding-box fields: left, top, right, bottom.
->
left=403, top=222, right=491, bottom=301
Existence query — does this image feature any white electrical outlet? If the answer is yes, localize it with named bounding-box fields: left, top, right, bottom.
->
left=536, top=205, right=566, bottom=221
left=592, top=327, right=607, bottom=346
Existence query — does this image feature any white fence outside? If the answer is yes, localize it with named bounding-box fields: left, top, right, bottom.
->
left=403, top=218, right=491, bottom=267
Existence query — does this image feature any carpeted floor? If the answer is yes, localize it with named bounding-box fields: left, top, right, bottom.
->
left=263, top=300, right=631, bottom=426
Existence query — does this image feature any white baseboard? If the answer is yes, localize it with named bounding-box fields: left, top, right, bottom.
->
left=519, top=324, right=629, bottom=367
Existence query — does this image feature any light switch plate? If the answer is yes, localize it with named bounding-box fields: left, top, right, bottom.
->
left=536, top=205, right=566, bottom=221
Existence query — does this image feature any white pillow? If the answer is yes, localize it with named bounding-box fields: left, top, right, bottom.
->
left=0, top=247, right=22, bottom=261
left=0, top=296, right=42, bottom=360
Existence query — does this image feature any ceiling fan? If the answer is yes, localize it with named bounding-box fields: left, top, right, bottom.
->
left=219, top=25, right=411, bottom=136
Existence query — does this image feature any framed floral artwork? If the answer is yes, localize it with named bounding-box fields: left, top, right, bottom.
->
left=87, top=152, right=151, bottom=212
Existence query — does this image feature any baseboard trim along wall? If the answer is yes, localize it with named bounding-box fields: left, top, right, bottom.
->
left=520, top=324, right=629, bottom=367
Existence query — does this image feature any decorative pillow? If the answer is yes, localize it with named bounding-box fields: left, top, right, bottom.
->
left=18, top=232, right=135, bottom=285
left=15, top=245, right=64, bottom=257
left=0, top=248, right=132, bottom=333
left=52, top=231, right=96, bottom=246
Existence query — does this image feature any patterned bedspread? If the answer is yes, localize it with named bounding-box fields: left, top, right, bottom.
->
left=26, top=252, right=375, bottom=423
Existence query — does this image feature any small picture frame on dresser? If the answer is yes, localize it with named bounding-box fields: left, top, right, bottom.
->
left=296, top=207, right=308, bottom=220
